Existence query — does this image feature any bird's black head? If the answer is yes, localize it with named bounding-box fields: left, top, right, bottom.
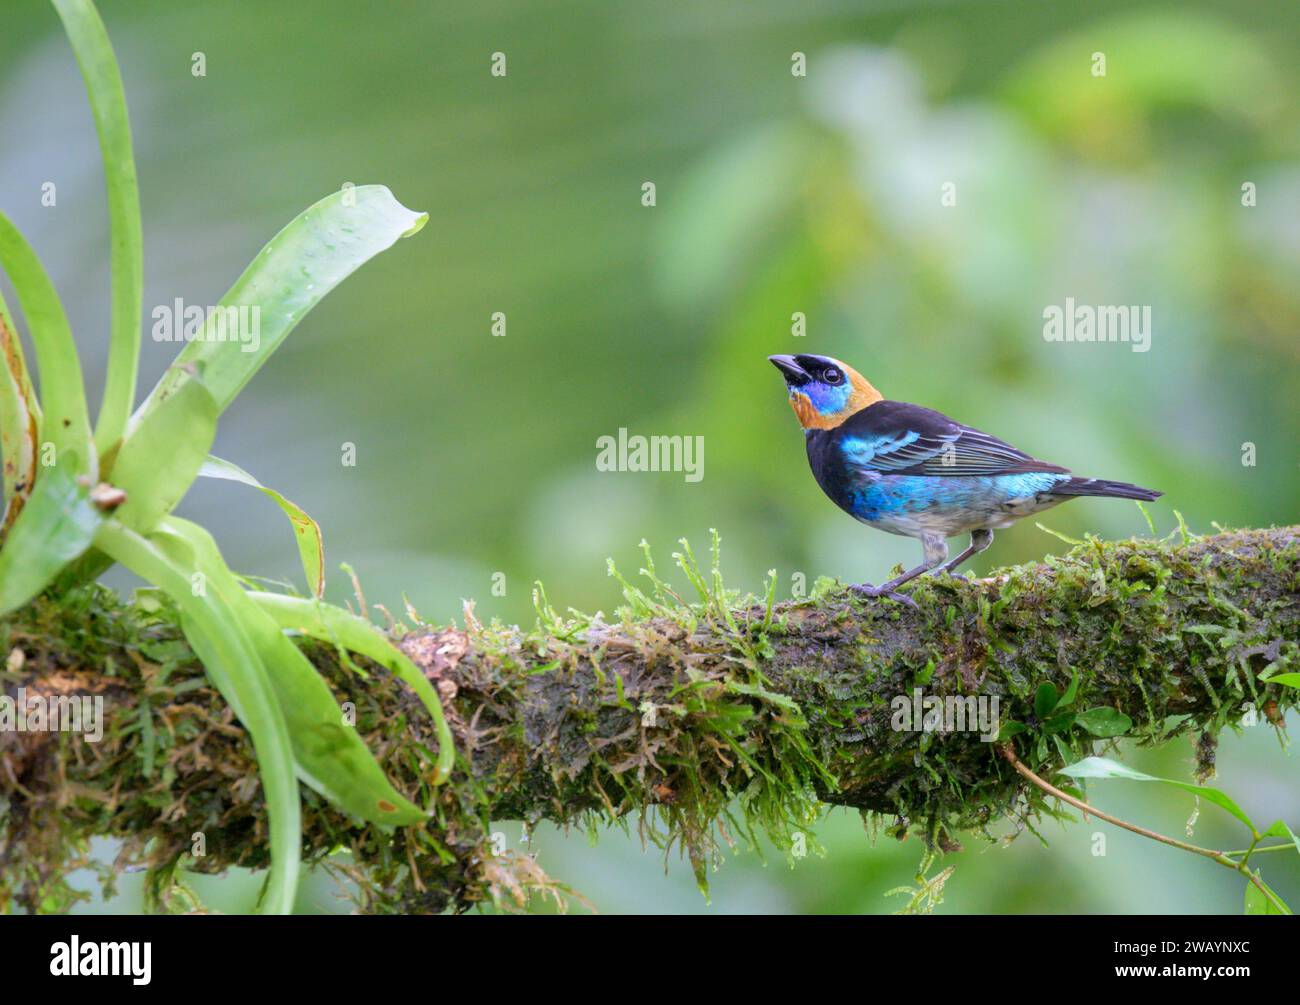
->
left=768, top=353, right=881, bottom=429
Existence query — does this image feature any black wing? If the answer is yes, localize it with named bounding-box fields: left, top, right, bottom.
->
left=836, top=400, right=1069, bottom=477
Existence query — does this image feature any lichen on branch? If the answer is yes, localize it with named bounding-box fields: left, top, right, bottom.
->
left=1, top=526, right=1297, bottom=913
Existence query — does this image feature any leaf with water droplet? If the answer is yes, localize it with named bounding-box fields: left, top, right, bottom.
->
left=132, top=185, right=427, bottom=419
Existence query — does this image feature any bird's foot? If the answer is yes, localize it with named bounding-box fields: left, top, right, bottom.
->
left=850, top=583, right=919, bottom=609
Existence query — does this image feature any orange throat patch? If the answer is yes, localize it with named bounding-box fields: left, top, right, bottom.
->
left=789, top=370, right=883, bottom=430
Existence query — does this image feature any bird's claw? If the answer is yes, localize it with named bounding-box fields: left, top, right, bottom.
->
left=849, top=583, right=919, bottom=610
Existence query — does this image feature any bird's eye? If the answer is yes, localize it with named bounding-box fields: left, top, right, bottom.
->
left=823, top=368, right=842, bottom=385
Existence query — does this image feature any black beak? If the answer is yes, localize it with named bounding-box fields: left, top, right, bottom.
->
left=768, top=354, right=810, bottom=386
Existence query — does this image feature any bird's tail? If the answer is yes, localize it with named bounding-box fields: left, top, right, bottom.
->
left=1052, top=477, right=1162, bottom=502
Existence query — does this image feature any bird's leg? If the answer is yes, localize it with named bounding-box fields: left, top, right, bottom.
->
left=852, top=533, right=948, bottom=608
left=938, top=529, right=993, bottom=579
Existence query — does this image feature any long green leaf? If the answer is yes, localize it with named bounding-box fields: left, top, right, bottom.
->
left=0, top=458, right=99, bottom=614
left=94, top=520, right=300, bottom=914
left=133, top=186, right=426, bottom=419
left=251, top=591, right=456, bottom=785
left=0, top=214, right=99, bottom=609
left=158, top=517, right=424, bottom=825
left=51, top=0, right=144, bottom=457
left=0, top=293, right=39, bottom=533
left=111, top=377, right=217, bottom=532
left=198, top=455, right=324, bottom=598
left=0, top=212, right=94, bottom=471
left=1059, top=756, right=1258, bottom=834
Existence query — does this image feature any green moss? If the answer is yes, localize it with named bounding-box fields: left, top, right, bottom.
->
left=2, top=526, right=1297, bottom=913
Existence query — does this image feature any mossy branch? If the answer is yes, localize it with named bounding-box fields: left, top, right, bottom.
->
left=2, top=526, right=1297, bottom=913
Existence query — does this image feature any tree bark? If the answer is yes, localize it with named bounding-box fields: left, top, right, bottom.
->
left=2, top=526, right=1297, bottom=913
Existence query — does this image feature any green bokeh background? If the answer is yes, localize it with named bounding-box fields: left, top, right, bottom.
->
left=2, top=0, right=1296, bottom=913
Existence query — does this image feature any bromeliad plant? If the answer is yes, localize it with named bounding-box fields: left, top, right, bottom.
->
left=0, top=0, right=453, bottom=913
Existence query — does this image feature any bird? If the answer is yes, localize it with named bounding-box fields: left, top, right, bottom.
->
left=768, top=352, right=1161, bottom=604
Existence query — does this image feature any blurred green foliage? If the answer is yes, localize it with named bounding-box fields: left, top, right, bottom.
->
left=2, top=0, right=1296, bottom=913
